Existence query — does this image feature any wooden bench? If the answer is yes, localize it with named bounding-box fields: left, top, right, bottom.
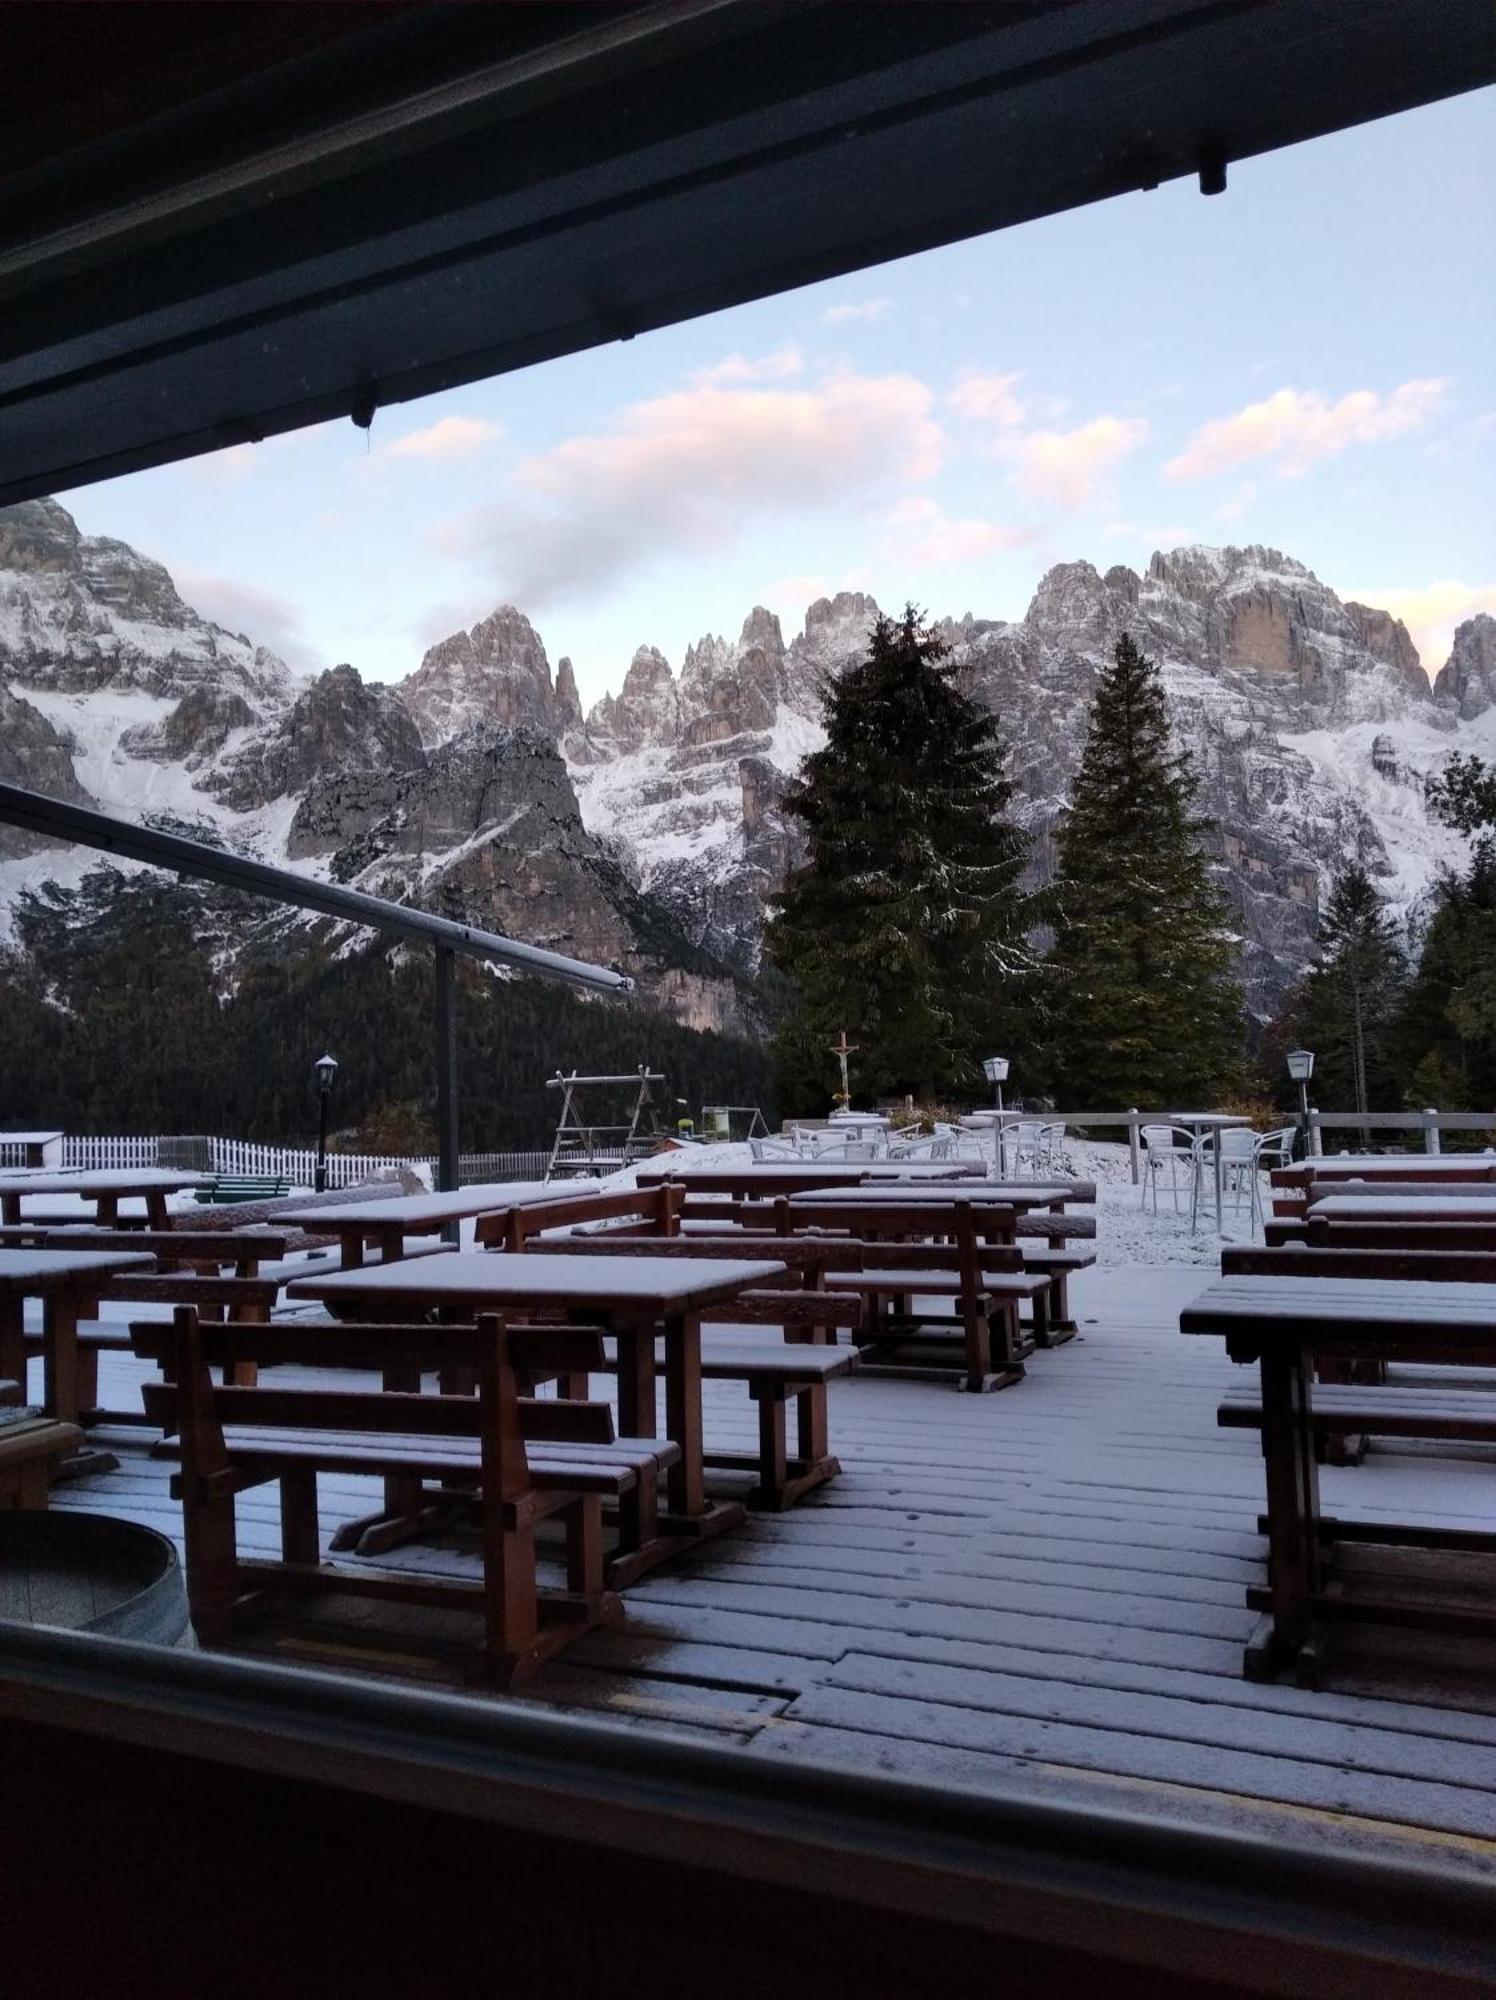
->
left=475, top=1184, right=684, bottom=1252
left=1219, top=1380, right=1496, bottom=1447
left=0, top=1227, right=290, bottom=1274
left=692, top=1199, right=1047, bottom=1390
left=129, top=1309, right=676, bottom=1685
left=23, top=1273, right=281, bottom=1414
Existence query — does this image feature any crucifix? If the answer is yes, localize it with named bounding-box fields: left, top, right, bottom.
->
left=829, top=1028, right=858, bottom=1110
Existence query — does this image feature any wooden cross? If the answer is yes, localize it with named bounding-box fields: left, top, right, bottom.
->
left=829, top=1028, right=858, bottom=1110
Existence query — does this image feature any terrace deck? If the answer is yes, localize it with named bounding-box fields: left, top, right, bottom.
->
left=39, top=1266, right=1496, bottom=1870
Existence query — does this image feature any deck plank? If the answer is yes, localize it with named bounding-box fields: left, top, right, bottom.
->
left=42, top=1263, right=1496, bottom=1854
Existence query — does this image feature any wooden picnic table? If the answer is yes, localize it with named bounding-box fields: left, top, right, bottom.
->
left=290, top=1180, right=595, bottom=1267
left=1274, top=1155, right=1496, bottom=1189
left=636, top=1161, right=989, bottom=1197
left=1307, top=1195, right=1496, bottom=1224
left=1304, top=1176, right=1496, bottom=1192
left=0, top=1169, right=208, bottom=1230
left=786, top=1183, right=1077, bottom=1217
left=1181, top=1273, right=1496, bottom=1682
left=0, top=1247, right=156, bottom=1455
left=287, top=1250, right=785, bottom=1583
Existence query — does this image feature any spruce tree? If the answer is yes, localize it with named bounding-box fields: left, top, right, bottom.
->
left=764, top=607, right=1033, bottom=1106
left=1280, top=865, right=1407, bottom=1117
left=1398, top=761, right=1496, bottom=1106
left=1043, top=630, right=1242, bottom=1107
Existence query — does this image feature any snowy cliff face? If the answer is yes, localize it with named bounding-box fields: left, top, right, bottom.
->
left=1434, top=614, right=1496, bottom=720
left=0, top=503, right=756, bottom=1032
left=3, top=499, right=1491, bottom=1023
left=549, top=548, right=1491, bottom=1014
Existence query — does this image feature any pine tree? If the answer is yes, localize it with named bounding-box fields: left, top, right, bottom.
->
left=1280, top=865, right=1407, bottom=1118
left=1043, top=631, right=1242, bottom=1107
left=1397, top=785, right=1496, bottom=1107
left=764, top=607, right=1033, bottom=1106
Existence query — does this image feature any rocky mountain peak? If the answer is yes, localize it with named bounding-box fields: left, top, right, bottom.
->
left=1024, top=559, right=1122, bottom=651
left=585, top=643, right=681, bottom=753
left=398, top=603, right=562, bottom=747
left=738, top=606, right=785, bottom=656
left=0, top=498, right=83, bottom=573
left=209, top=662, right=424, bottom=811
left=554, top=655, right=583, bottom=728
left=1434, top=613, right=1496, bottom=720
left=1342, top=601, right=1427, bottom=697
left=0, top=497, right=296, bottom=709
left=623, top=643, right=674, bottom=696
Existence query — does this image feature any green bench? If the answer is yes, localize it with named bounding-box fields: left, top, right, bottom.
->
left=193, top=1174, right=294, bottom=1205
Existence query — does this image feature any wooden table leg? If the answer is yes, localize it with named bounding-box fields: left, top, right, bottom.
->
left=663, top=1312, right=703, bottom=1520
left=606, top=1311, right=742, bottom=1586
left=97, top=1196, right=121, bottom=1228
left=43, top=1294, right=81, bottom=1425
left=146, top=1193, right=169, bottom=1231
left=1245, top=1341, right=1323, bottom=1681
left=0, top=1297, right=24, bottom=1396
left=40, top=1291, right=118, bottom=1480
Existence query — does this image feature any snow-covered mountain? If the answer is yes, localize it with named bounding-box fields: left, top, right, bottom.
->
left=3, top=497, right=1493, bottom=1022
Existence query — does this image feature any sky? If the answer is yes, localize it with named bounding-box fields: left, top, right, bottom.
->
left=62, top=86, right=1495, bottom=706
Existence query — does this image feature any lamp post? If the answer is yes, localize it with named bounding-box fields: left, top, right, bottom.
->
left=982, top=1056, right=1009, bottom=1178
left=1286, top=1048, right=1314, bottom=1157
left=313, top=1053, right=338, bottom=1192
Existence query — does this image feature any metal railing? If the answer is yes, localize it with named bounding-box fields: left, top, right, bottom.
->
left=51, top=1134, right=552, bottom=1186
left=1306, top=1109, right=1496, bottom=1156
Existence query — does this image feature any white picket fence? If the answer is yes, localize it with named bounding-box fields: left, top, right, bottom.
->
left=56, top=1135, right=551, bottom=1187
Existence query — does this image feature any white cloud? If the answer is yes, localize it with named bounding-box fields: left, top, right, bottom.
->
left=760, top=573, right=831, bottom=616
left=1342, top=579, right=1496, bottom=677
left=433, top=369, right=943, bottom=607
left=821, top=298, right=890, bottom=324
left=373, top=415, right=503, bottom=463
left=1215, top=478, right=1259, bottom=523
left=1166, top=378, right=1448, bottom=481
left=172, top=568, right=326, bottom=674
left=882, top=496, right=1036, bottom=568
left=1008, top=416, right=1148, bottom=511
left=1101, top=520, right=1198, bottom=548
left=693, top=346, right=804, bottom=387
left=189, top=419, right=344, bottom=484
left=947, top=371, right=1025, bottom=428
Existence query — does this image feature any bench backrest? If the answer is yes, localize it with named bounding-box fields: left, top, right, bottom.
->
left=101, top=1273, right=280, bottom=1317
left=1272, top=1161, right=1496, bottom=1187
left=512, top=1230, right=1023, bottom=1279
left=1305, top=1220, right=1496, bottom=1251
left=19, top=1228, right=290, bottom=1270
left=779, top=1200, right=1014, bottom=1241
left=133, top=1312, right=615, bottom=1492
left=1222, top=1246, right=1496, bottom=1283
left=476, top=1183, right=682, bottom=1251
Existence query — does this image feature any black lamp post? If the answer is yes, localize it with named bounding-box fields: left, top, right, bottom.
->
left=982, top=1055, right=1009, bottom=1177
left=1286, top=1047, right=1314, bottom=1156
left=313, top=1053, right=338, bottom=1192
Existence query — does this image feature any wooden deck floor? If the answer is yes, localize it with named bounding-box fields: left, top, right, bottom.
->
left=43, top=1266, right=1496, bottom=1867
